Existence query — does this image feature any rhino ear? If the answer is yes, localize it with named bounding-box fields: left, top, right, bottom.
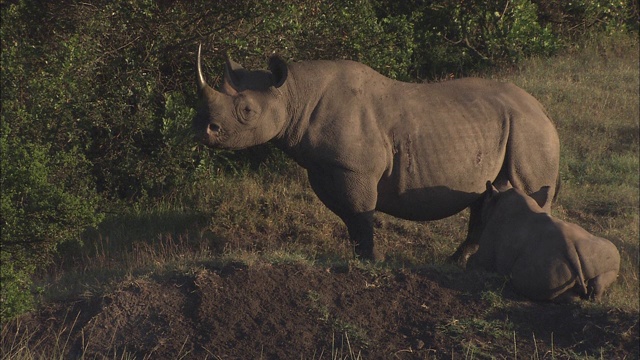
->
left=223, top=54, right=244, bottom=95
left=268, top=55, right=288, bottom=88
left=529, top=186, right=551, bottom=208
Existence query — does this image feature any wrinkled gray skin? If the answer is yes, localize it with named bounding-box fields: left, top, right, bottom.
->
left=193, top=45, right=560, bottom=262
left=467, top=182, right=620, bottom=301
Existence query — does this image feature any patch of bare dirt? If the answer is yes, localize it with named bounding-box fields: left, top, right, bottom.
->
left=3, top=264, right=638, bottom=359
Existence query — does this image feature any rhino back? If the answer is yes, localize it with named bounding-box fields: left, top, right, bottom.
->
left=500, top=216, right=581, bottom=300
left=484, top=209, right=560, bottom=274
left=281, top=61, right=557, bottom=220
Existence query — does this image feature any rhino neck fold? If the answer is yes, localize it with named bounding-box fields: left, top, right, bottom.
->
left=271, top=104, right=312, bottom=167
left=270, top=69, right=323, bottom=167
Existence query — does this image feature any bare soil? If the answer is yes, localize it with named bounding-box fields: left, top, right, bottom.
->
left=3, top=262, right=638, bottom=359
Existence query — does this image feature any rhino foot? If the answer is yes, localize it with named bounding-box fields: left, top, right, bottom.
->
left=586, top=270, right=618, bottom=301
left=354, top=245, right=382, bottom=262
left=447, top=244, right=479, bottom=268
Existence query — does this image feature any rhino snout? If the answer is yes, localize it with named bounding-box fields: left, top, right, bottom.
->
left=193, top=122, right=221, bottom=145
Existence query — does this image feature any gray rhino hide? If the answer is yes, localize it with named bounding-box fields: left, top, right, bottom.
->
left=193, top=46, right=561, bottom=261
left=467, top=183, right=620, bottom=301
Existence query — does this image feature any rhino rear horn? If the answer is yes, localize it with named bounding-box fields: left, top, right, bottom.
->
left=223, top=55, right=244, bottom=95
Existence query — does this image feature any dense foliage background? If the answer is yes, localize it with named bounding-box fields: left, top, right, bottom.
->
left=1, top=0, right=637, bottom=321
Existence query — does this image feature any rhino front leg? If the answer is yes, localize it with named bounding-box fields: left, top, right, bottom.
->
left=342, top=211, right=379, bottom=261
left=587, top=270, right=618, bottom=301
left=306, top=168, right=380, bottom=261
left=448, top=197, right=484, bottom=266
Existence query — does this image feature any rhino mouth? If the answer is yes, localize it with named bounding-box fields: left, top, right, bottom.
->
left=199, top=132, right=223, bottom=148
left=194, top=128, right=219, bottom=147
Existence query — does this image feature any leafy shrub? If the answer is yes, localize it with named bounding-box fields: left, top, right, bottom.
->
left=0, top=255, right=35, bottom=324
left=534, top=0, right=639, bottom=35
left=375, top=0, right=560, bottom=78
left=375, top=0, right=637, bottom=78
left=0, top=122, right=102, bottom=321
left=1, top=4, right=101, bottom=321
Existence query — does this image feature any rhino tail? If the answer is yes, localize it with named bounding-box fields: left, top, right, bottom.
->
left=566, top=244, right=588, bottom=295
left=553, top=176, right=561, bottom=203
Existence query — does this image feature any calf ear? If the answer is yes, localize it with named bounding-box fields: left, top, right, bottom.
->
left=485, top=181, right=499, bottom=199
left=529, top=186, right=551, bottom=208
left=268, top=55, right=288, bottom=88
left=485, top=181, right=492, bottom=192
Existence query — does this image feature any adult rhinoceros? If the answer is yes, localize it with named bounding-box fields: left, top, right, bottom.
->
left=192, top=45, right=560, bottom=262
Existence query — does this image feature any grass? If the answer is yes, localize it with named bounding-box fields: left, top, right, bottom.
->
left=3, top=33, right=638, bottom=359
left=82, top=31, right=639, bottom=306
left=1, top=316, right=190, bottom=360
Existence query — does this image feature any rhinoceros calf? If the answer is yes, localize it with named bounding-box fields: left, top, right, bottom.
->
left=193, top=45, right=560, bottom=261
left=467, top=182, right=620, bottom=301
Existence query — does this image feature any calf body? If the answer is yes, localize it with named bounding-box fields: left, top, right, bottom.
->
left=467, top=182, right=620, bottom=301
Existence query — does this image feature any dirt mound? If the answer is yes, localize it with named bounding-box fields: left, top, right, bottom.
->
left=3, top=263, right=638, bottom=359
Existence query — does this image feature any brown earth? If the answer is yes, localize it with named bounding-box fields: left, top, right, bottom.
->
left=3, top=263, right=638, bottom=359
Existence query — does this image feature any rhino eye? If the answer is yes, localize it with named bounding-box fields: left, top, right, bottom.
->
left=237, top=99, right=259, bottom=123
left=241, top=105, right=256, bottom=121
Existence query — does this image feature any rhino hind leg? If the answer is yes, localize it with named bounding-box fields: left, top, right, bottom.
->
left=509, top=258, right=578, bottom=301
left=587, top=270, right=618, bottom=301
left=504, top=113, right=560, bottom=212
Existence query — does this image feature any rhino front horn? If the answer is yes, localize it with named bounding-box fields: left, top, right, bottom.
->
left=197, top=43, right=207, bottom=91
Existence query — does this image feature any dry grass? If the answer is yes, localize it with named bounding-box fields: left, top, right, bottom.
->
left=35, top=32, right=640, bottom=314
left=4, top=31, right=638, bottom=360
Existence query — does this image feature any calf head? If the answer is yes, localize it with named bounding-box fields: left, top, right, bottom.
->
left=193, top=44, right=290, bottom=149
left=480, top=181, right=552, bottom=222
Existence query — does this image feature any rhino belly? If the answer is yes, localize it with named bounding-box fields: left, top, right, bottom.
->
left=373, top=113, right=508, bottom=221
left=375, top=185, right=480, bottom=221
left=375, top=143, right=504, bottom=221
left=376, top=153, right=501, bottom=221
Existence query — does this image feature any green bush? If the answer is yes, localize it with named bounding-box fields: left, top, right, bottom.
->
left=374, top=0, right=636, bottom=78
left=0, top=122, right=102, bottom=321
left=1, top=3, right=103, bottom=321
left=534, top=0, right=639, bottom=35
left=0, top=253, right=35, bottom=324
left=375, top=0, right=560, bottom=78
